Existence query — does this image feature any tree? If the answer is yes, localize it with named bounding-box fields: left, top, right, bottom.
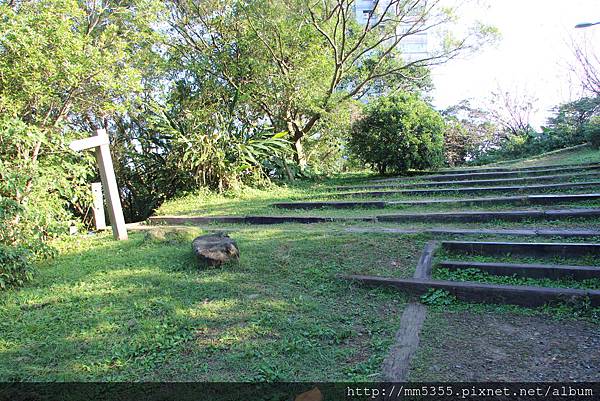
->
left=442, top=100, right=501, bottom=160
left=488, top=88, right=537, bottom=137
left=584, top=115, right=600, bottom=148
left=442, top=118, right=471, bottom=167
left=348, top=93, right=445, bottom=174
left=167, top=0, right=497, bottom=169
left=545, top=96, right=600, bottom=145
left=571, top=37, right=600, bottom=97
left=0, top=0, right=163, bottom=271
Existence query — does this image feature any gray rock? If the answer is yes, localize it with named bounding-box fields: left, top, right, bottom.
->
left=192, top=233, right=239, bottom=267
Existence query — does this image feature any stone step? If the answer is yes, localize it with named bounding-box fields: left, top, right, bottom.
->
left=434, top=161, right=600, bottom=174
left=274, top=193, right=600, bottom=209
left=393, top=193, right=600, bottom=206
left=336, top=171, right=600, bottom=190
left=388, top=160, right=599, bottom=177
left=148, top=215, right=375, bottom=225
left=438, top=260, right=600, bottom=280
left=272, top=200, right=388, bottom=209
left=345, top=227, right=600, bottom=238
left=344, top=275, right=600, bottom=307
left=338, top=181, right=600, bottom=197
left=373, top=164, right=600, bottom=183
left=378, top=208, right=600, bottom=223
left=150, top=208, right=600, bottom=226
left=440, top=240, right=600, bottom=257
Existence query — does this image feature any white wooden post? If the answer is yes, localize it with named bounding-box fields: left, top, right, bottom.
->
left=70, top=129, right=128, bottom=240
left=91, top=182, right=106, bottom=230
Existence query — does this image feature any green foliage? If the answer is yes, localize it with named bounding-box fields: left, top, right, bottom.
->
left=584, top=115, right=600, bottom=149
left=421, top=289, right=456, bottom=306
left=148, top=89, right=291, bottom=192
left=0, top=189, right=52, bottom=290
left=441, top=100, right=502, bottom=165
left=301, top=101, right=361, bottom=175
left=0, top=0, right=165, bottom=284
left=473, top=96, right=600, bottom=164
left=0, top=244, right=34, bottom=290
left=349, top=93, right=445, bottom=174
left=168, top=0, right=496, bottom=169
left=442, top=118, right=474, bottom=167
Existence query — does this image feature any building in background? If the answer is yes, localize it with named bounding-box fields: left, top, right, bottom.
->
left=354, top=0, right=428, bottom=61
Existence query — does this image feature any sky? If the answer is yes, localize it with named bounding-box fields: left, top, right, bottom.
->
left=429, top=0, right=600, bottom=128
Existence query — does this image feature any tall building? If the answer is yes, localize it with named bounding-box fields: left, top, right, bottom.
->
left=354, top=0, right=428, bottom=62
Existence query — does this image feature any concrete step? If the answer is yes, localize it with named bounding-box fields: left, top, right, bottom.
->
left=274, top=193, right=600, bottom=209
left=150, top=208, right=600, bottom=226
left=434, top=161, right=600, bottom=174
left=273, top=200, right=388, bottom=209
left=438, top=260, right=600, bottom=280
left=344, top=275, right=600, bottom=307
left=345, top=227, right=600, bottom=238
left=338, top=181, right=600, bottom=197
left=440, top=240, right=600, bottom=257
left=373, top=164, right=600, bottom=183
left=148, top=215, right=378, bottom=225
left=336, top=171, right=600, bottom=190
left=377, top=208, right=600, bottom=223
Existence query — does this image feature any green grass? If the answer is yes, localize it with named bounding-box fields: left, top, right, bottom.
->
left=0, top=230, right=427, bottom=381
left=496, top=145, right=600, bottom=168
left=154, top=152, right=600, bottom=218
left=153, top=145, right=600, bottom=219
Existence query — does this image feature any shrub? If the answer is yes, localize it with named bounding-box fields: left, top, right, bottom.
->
left=0, top=244, right=34, bottom=289
left=0, top=195, right=57, bottom=290
left=584, top=116, right=600, bottom=149
left=348, top=93, right=445, bottom=174
left=443, top=118, right=476, bottom=166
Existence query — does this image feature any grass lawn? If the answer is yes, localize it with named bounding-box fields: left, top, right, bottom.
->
left=491, top=145, right=600, bottom=168
left=0, top=229, right=428, bottom=381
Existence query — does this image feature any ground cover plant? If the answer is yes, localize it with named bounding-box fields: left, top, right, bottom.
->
left=0, top=230, right=427, bottom=381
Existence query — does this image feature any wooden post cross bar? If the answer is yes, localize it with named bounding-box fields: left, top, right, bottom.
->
left=70, top=129, right=128, bottom=240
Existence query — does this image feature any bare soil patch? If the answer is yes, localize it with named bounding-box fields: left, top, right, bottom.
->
left=410, top=311, right=600, bottom=381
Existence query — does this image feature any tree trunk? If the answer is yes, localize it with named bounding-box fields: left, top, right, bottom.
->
left=293, top=135, right=307, bottom=171
left=287, top=121, right=307, bottom=171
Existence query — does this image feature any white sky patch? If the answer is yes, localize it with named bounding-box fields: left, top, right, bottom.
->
left=429, top=0, right=600, bottom=128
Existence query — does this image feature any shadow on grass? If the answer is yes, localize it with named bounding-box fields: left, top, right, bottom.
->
left=0, top=230, right=424, bottom=381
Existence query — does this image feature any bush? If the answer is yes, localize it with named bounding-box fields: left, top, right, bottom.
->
left=0, top=194, right=57, bottom=290
left=348, top=93, right=445, bottom=174
left=0, top=244, right=34, bottom=289
left=584, top=116, right=600, bottom=149
left=443, top=118, right=476, bottom=166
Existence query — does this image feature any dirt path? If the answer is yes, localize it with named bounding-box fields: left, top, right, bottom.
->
left=410, top=311, right=600, bottom=381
